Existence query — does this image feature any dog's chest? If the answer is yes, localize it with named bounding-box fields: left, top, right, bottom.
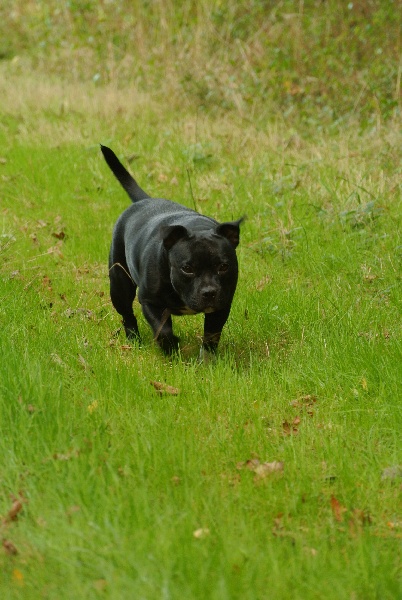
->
left=177, top=306, right=197, bottom=315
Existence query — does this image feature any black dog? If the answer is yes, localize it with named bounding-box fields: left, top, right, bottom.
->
left=101, top=145, right=242, bottom=355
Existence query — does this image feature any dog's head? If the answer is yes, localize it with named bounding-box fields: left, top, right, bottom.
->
left=162, top=220, right=242, bottom=314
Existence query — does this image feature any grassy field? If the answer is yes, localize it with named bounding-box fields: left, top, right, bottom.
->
left=0, top=1, right=401, bottom=598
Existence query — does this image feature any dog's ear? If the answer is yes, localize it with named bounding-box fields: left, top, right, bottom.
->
left=216, top=218, right=244, bottom=248
left=161, top=225, right=189, bottom=250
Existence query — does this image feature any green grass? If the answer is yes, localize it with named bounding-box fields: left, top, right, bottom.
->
left=0, top=2, right=401, bottom=598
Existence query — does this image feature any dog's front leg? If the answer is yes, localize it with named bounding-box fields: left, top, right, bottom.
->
left=202, top=307, right=231, bottom=353
left=141, top=303, right=179, bottom=354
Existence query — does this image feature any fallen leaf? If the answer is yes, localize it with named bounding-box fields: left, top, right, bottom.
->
left=52, top=230, right=66, bottom=240
left=237, top=458, right=284, bottom=480
left=290, top=394, right=317, bottom=408
left=381, top=465, right=402, bottom=480
left=52, top=449, right=79, bottom=461
left=46, top=240, right=64, bottom=258
left=2, top=539, right=18, bottom=555
left=271, top=513, right=295, bottom=541
left=283, top=416, right=300, bottom=435
left=387, top=521, right=400, bottom=529
left=254, top=461, right=284, bottom=480
left=12, top=569, right=24, bottom=584
left=193, top=528, right=210, bottom=539
left=273, top=512, right=284, bottom=531
left=236, top=458, right=259, bottom=470
left=151, top=381, right=179, bottom=396
left=7, top=499, right=23, bottom=522
left=42, top=275, right=52, bottom=290
left=330, top=495, right=347, bottom=522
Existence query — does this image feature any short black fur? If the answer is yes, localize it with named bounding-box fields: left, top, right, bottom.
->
left=102, top=145, right=242, bottom=355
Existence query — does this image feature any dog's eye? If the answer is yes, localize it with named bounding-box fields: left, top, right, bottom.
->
left=181, top=265, right=194, bottom=275
left=218, top=263, right=229, bottom=275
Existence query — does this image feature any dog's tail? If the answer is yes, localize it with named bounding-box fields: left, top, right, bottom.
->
left=100, top=145, right=150, bottom=202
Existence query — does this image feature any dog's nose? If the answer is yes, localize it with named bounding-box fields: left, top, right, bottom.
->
left=202, top=288, right=217, bottom=301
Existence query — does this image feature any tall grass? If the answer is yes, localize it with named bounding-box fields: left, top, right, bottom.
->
left=0, top=0, right=400, bottom=127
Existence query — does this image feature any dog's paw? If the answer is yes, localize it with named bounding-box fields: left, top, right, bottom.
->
left=124, top=326, right=141, bottom=341
left=158, top=334, right=180, bottom=355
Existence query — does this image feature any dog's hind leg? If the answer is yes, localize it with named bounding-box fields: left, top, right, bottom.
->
left=109, top=261, right=140, bottom=340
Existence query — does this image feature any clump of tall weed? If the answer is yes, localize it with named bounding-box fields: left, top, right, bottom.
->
left=0, top=0, right=400, bottom=130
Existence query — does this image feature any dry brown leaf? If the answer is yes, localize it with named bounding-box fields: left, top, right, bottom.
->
left=12, top=568, right=24, bottom=584
left=52, top=449, right=79, bottom=461
left=273, top=512, right=284, bottom=530
left=151, top=381, right=179, bottom=396
left=236, top=458, right=259, bottom=470
left=254, top=461, right=284, bottom=480
left=330, top=495, right=347, bottom=522
left=283, top=416, right=300, bottom=435
left=193, top=528, right=210, bottom=539
left=52, top=230, right=66, bottom=240
left=46, top=240, right=64, bottom=258
left=271, top=512, right=295, bottom=541
left=381, top=465, right=402, bottom=480
left=7, top=499, right=23, bottom=522
left=290, top=394, right=317, bottom=408
left=237, top=458, right=284, bottom=480
left=2, top=539, right=18, bottom=555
